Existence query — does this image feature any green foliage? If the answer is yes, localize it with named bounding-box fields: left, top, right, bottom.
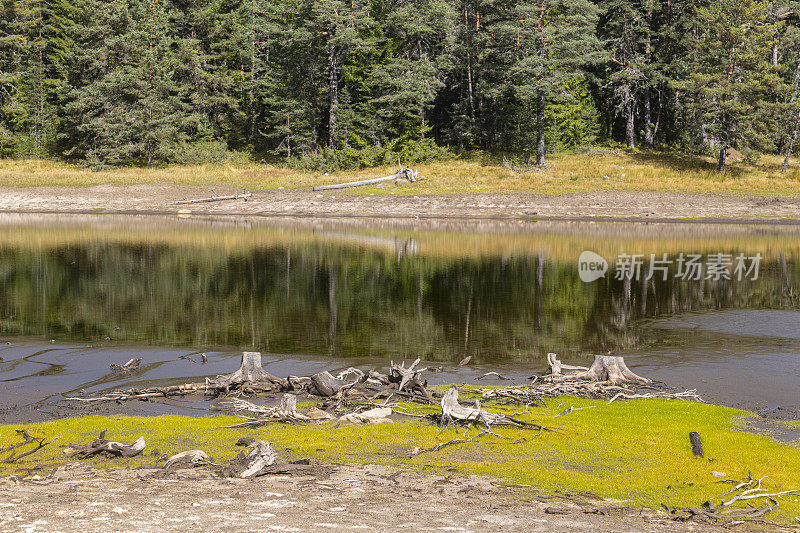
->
left=288, top=138, right=452, bottom=171
left=1, top=0, right=799, bottom=168
left=546, top=80, right=601, bottom=150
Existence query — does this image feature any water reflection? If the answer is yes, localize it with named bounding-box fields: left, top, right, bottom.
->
left=0, top=215, right=797, bottom=365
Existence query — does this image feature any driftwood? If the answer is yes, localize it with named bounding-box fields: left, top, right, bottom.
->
left=67, top=352, right=290, bottom=404
left=388, top=358, right=434, bottom=403
left=70, top=431, right=145, bottom=458
left=220, top=394, right=316, bottom=427
left=437, top=387, right=548, bottom=430
left=546, top=353, right=650, bottom=385
left=236, top=441, right=277, bottom=478
left=110, top=358, right=141, bottom=372
left=339, top=407, right=393, bottom=425
left=164, top=450, right=212, bottom=468
left=312, top=166, right=424, bottom=191
left=0, top=430, right=59, bottom=463
left=689, top=432, right=704, bottom=457
left=169, top=192, right=252, bottom=205
left=311, top=371, right=342, bottom=397
left=665, top=473, right=798, bottom=522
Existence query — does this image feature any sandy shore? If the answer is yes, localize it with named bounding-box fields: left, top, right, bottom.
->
left=1, top=184, right=800, bottom=222
left=0, top=462, right=733, bottom=533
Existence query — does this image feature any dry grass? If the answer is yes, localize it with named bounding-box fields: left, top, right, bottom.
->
left=2, top=150, right=800, bottom=195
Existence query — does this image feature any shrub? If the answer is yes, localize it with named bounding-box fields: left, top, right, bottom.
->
left=287, top=138, right=452, bottom=172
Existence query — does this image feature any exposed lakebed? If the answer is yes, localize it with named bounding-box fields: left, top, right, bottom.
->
left=0, top=214, right=797, bottom=422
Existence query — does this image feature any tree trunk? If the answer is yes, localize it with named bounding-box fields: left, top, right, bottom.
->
left=624, top=83, right=635, bottom=149
left=464, top=7, right=475, bottom=121
left=328, top=43, right=339, bottom=148
left=717, top=121, right=728, bottom=173
left=643, top=88, right=653, bottom=148
left=536, top=90, right=546, bottom=165
left=717, top=145, right=727, bottom=173
left=213, top=352, right=286, bottom=390
left=782, top=109, right=800, bottom=173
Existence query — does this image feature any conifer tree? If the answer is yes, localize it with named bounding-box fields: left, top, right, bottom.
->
left=505, top=0, right=604, bottom=165
left=682, top=0, right=786, bottom=171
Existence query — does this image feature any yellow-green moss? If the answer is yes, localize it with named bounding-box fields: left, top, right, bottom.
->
left=2, top=397, right=800, bottom=522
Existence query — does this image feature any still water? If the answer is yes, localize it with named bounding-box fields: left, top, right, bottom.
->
left=0, top=214, right=798, bottom=418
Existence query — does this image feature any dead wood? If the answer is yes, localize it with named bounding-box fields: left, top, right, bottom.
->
left=547, top=354, right=649, bottom=385
left=339, top=407, right=393, bottom=424
left=110, top=358, right=141, bottom=372
left=70, top=431, right=145, bottom=458
left=436, top=386, right=549, bottom=431
left=164, top=450, right=212, bottom=469
left=388, top=358, right=435, bottom=403
left=169, top=191, right=252, bottom=205
left=212, top=351, right=288, bottom=391
left=665, top=472, right=798, bottom=523
left=1, top=430, right=59, bottom=463
left=67, top=351, right=289, bottom=404
left=477, top=371, right=510, bottom=380
left=311, top=371, right=343, bottom=397
left=236, top=441, right=277, bottom=478
left=220, top=394, right=313, bottom=427
left=689, top=432, right=704, bottom=457
left=312, top=166, right=424, bottom=191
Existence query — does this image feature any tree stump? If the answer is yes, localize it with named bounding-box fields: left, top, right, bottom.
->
left=311, top=371, right=342, bottom=397
left=213, top=352, right=287, bottom=390
left=237, top=441, right=277, bottom=478
left=546, top=354, right=649, bottom=385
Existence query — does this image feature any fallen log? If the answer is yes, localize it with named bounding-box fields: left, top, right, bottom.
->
left=70, top=431, right=145, bottom=458
left=312, top=166, right=424, bottom=191
left=110, top=358, right=141, bottom=372
left=169, top=192, right=252, bottom=205
left=164, top=449, right=212, bottom=468
left=339, top=407, right=393, bottom=425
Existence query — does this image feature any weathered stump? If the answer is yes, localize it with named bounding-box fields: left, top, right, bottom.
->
left=213, top=352, right=287, bottom=390
left=237, top=441, right=277, bottom=478
left=546, top=354, right=649, bottom=385
left=311, top=371, right=342, bottom=397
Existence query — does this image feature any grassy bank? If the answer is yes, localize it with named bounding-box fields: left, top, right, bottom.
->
left=3, top=395, right=799, bottom=523
left=3, top=151, right=800, bottom=196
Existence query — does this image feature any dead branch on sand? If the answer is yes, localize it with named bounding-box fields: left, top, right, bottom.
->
left=0, top=430, right=59, bottom=463
left=664, top=472, right=798, bottom=523
left=69, top=431, right=145, bottom=458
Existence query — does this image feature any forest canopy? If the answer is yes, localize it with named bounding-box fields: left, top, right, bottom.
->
left=1, top=0, right=799, bottom=171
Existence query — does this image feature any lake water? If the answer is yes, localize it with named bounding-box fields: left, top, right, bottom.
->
left=0, top=214, right=798, bottom=420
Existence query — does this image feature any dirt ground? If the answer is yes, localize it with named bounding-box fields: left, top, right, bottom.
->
left=0, top=461, right=743, bottom=533
left=1, top=184, right=800, bottom=221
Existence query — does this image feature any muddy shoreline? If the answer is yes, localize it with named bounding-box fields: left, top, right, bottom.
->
left=1, top=185, right=800, bottom=222
left=0, top=462, right=733, bottom=533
